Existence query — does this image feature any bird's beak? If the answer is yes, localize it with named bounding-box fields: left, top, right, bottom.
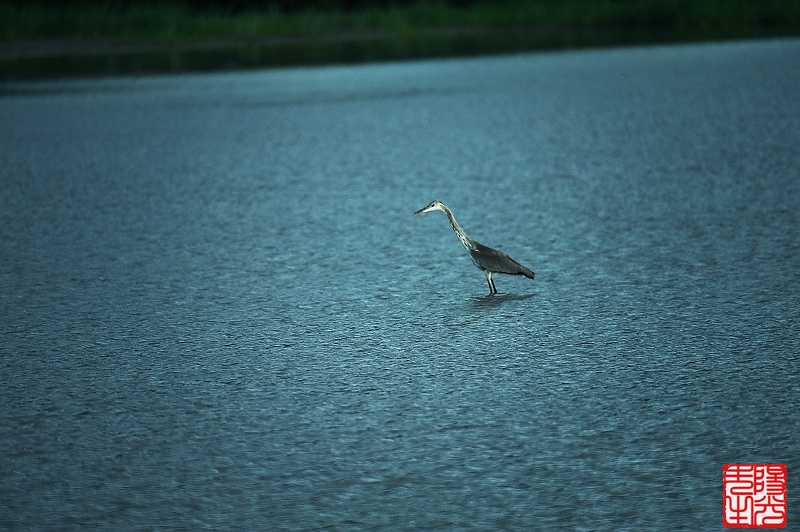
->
left=414, top=206, right=431, bottom=215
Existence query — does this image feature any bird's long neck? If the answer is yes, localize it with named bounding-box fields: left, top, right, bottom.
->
left=440, top=205, right=475, bottom=251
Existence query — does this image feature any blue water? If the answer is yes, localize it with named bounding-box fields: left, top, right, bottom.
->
left=2, top=39, right=799, bottom=530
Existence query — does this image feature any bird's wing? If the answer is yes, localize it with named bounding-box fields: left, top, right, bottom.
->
left=470, top=241, right=535, bottom=277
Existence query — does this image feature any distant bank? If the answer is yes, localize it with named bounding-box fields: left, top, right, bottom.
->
left=2, top=0, right=799, bottom=81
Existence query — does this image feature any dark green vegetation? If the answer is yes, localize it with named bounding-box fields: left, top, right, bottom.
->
left=4, top=0, right=799, bottom=42
left=2, top=0, right=800, bottom=80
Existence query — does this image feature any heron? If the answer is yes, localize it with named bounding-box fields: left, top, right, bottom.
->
left=414, top=200, right=535, bottom=295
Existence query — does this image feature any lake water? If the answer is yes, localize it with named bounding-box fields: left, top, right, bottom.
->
left=1, top=39, right=799, bottom=530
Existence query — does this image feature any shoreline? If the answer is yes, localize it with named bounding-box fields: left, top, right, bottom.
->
left=3, top=0, right=799, bottom=81
left=2, top=27, right=799, bottom=82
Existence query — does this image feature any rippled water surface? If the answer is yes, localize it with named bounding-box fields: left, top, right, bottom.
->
left=2, top=39, right=799, bottom=529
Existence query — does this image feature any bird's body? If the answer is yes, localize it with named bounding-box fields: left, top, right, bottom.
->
left=414, top=200, right=535, bottom=294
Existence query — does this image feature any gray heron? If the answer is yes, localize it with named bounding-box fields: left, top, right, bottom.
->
left=414, top=200, right=535, bottom=295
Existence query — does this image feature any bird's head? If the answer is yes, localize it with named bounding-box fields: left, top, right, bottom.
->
left=414, top=200, right=445, bottom=215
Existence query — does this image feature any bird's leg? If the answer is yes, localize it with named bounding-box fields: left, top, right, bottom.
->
left=486, top=271, right=497, bottom=295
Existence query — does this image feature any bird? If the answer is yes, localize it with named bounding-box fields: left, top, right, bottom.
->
left=414, top=200, right=535, bottom=295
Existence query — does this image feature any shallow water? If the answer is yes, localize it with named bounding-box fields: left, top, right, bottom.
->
left=1, top=39, right=799, bottom=529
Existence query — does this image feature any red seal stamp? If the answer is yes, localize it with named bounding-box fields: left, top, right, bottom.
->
left=723, top=463, right=787, bottom=528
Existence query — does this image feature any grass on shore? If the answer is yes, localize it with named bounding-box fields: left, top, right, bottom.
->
left=3, top=0, right=800, bottom=44
left=2, top=1, right=799, bottom=81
